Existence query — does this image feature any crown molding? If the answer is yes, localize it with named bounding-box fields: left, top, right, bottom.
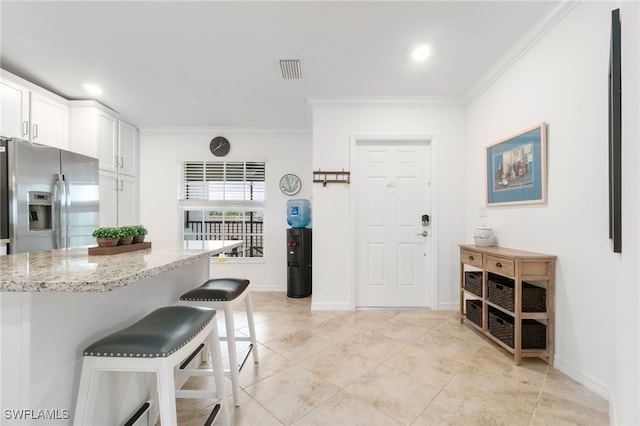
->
left=464, top=0, right=581, bottom=105
left=307, top=96, right=465, bottom=110
left=139, top=126, right=311, bottom=136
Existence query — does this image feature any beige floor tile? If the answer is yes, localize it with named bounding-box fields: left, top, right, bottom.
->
left=413, top=326, right=485, bottom=362
left=384, top=344, right=464, bottom=389
left=244, top=365, right=340, bottom=425
left=299, top=344, right=381, bottom=388
left=542, top=368, right=609, bottom=414
left=443, top=365, right=539, bottom=424
left=375, top=317, right=430, bottom=344
left=345, top=364, right=440, bottom=424
left=531, top=391, right=609, bottom=426
left=226, top=391, right=283, bottom=426
left=466, top=344, right=549, bottom=388
left=172, top=292, right=609, bottom=426
left=392, top=309, right=449, bottom=329
left=413, top=389, right=514, bottom=426
left=237, top=344, right=295, bottom=389
left=265, top=328, right=333, bottom=362
left=292, top=390, right=401, bottom=426
left=340, top=329, right=407, bottom=363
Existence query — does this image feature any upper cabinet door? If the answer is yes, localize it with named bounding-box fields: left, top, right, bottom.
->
left=29, top=92, right=68, bottom=149
left=0, top=79, right=30, bottom=139
left=117, top=120, right=138, bottom=176
left=97, top=112, right=118, bottom=172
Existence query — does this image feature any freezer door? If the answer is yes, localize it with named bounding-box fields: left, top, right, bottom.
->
left=8, top=139, right=59, bottom=253
left=61, top=149, right=99, bottom=248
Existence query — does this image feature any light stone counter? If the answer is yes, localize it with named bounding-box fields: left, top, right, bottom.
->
left=0, top=240, right=242, bottom=292
left=0, top=240, right=242, bottom=425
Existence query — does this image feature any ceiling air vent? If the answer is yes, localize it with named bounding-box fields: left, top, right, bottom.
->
left=279, top=59, right=302, bottom=80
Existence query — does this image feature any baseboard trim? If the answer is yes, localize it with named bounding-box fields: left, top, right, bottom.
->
left=311, top=302, right=352, bottom=311
left=437, top=302, right=459, bottom=311
left=553, top=355, right=611, bottom=401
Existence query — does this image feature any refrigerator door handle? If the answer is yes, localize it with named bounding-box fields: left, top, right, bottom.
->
left=63, top=174, right=71, bottom=248
left=56, top=173, right=64, bottom=249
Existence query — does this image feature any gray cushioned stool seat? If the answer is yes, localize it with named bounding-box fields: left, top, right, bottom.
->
left=180, top=278, right=250, bottom=302
left=83, top=306, right=216, bottom=358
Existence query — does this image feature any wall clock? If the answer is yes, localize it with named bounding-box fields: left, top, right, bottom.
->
left=210, top=136, right=230, bottom=157
left=279, top=174, right=301, bottom=196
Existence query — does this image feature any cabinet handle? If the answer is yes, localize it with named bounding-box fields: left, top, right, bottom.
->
left=120, top=157, right=124, bottom=169
left=495, top=262, right=502, bottom=268
left=32, top=124, right=38, bottom=139
left=119, top=180, right=123, bottom=191
left=112, top=179, right=118, bottom=191
left=114, top=155, right=119, bottom=168
left=22, top=121, right=29, bottom=137
left=468, top=255, right=474, bottom=261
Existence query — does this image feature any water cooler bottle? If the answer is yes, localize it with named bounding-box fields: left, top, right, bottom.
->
left=286, top=199, right=312, bottom=298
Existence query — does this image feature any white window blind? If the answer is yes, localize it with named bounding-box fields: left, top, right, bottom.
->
left=179, top=161, right=265, bottom=258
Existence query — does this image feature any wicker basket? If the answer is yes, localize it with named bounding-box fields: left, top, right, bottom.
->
left=465, top=299, right=483, bottom=328
left=487, top=273, right=546, bottom=312
left=464, top=271, right=482, bottom=296
left=488, top=309, right=546, bottom=349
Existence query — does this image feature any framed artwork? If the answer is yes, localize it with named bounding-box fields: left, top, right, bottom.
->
left=486, top=123, right=547, bottom=206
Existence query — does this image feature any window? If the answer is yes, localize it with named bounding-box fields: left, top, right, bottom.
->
left=179, top=161, right=265, bottom=259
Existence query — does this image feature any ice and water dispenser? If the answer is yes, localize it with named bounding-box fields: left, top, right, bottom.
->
left=28, top=191, right=53, bottom=231
left=286, top=199, right=312, bottom=298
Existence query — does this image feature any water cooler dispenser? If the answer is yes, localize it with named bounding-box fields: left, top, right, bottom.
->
left=286, top=199, right=312, bottom=298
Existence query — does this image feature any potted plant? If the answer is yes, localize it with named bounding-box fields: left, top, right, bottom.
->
left=117, top=226, right=137, bottom=245
left=131, top=225, right=148, bottom=243
left=91, top=227, right=121, bottom=247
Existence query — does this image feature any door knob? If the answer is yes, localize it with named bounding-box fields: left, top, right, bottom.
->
left=417, top=231, right=428, bottom=237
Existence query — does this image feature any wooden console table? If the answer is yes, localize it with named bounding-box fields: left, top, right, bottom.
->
left=459, top=244, right=555, bottom=365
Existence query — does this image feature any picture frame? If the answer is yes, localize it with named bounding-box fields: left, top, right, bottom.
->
left=486, top=123, right=547, bottom=206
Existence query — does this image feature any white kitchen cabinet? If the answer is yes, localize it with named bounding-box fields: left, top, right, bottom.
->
left=1, top=70, right=68, bottom=149
left=70, top=101, right=139, bottom=227
left=99, top=171, right=138, bottom=227
left=117, top=120, right=138, bottom=176
left=69, top=101, right=138, bottom=175
left=0, top=78, right=29, bottom=139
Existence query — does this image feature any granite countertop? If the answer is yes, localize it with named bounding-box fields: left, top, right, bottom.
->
left=0, top=240, right=242, bottom=292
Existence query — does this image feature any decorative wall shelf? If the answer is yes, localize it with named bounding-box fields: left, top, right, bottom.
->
left=313, top=170, right=351, bottom=186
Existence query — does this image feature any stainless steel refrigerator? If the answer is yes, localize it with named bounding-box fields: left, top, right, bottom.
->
left=0, top=138, right=99, bottom=254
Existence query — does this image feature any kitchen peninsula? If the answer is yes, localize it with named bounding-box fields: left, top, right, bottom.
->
left=0, top=240, right=241, bottom=425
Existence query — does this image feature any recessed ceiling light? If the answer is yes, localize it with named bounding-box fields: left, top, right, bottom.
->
left=82, top=83, right=103, bottom=96
left=412, top=45, right=431, bottom=62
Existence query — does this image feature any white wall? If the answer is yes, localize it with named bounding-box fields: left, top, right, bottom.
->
left=464, top=2, right=639, bottom=424
left=138, top=129, right=312, bottom=291
left=310, top=103, right=466, bottom=310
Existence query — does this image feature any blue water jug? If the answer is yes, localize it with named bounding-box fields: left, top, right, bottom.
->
left=287, top=199, right=311, bottom=228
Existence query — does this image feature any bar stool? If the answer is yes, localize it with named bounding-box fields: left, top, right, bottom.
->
left=178, top=278, right=259, bottom=406
left=73, top=305, right=229, bottom=426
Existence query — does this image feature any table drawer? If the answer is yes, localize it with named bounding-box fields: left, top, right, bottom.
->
left=484, top=255, right=515, bottom=277
left=461, top=249, right=483, bottom=267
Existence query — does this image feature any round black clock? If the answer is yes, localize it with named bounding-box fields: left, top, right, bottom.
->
left=210, top=136, right=230, bottom=157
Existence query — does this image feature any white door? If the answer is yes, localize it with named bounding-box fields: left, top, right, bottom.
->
left=355, top=141, right=431, bottom=307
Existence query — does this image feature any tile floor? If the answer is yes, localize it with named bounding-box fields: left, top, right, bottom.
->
left=176, top=292, right=609, bottom=425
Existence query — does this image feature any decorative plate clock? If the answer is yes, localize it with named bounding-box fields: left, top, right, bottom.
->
left=209, top=136, right=230, bottom=157
left=279, top=174, right=301, bottom=196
